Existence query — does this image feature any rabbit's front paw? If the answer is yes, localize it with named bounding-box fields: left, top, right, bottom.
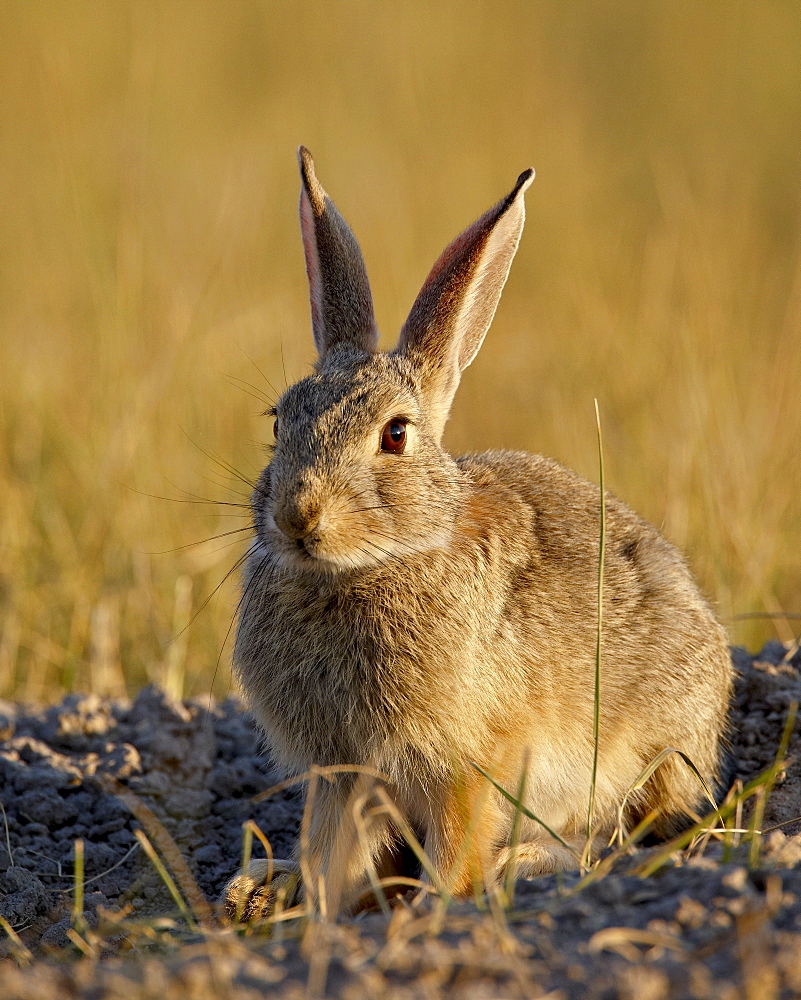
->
left=222, top=859, right=301, bottom=921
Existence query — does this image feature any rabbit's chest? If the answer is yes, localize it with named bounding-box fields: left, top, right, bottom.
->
left=235, top=563, right=491, bottom=772
left=236, top=584, right=412, bottom=764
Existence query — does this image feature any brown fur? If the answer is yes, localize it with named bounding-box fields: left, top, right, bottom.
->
left=224, top=149, right=732, bottom=916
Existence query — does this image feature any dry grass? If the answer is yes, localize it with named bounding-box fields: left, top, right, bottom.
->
left=1, top=1, right=800, bottom=701
left=4, top=743, right=794, bottom=998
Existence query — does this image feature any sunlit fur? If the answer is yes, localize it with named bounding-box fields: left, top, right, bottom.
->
left=228, top=150, right=733, bottom=912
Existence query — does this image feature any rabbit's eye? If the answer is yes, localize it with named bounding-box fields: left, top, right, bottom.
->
left=273, top=418, right=279, bottom=438
left=381, top=420, right=407, bottom=454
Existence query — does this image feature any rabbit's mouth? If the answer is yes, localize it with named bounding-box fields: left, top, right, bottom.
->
left=262, top=511, right=371, bottom=574
left=271, top=532, right=382, bottom=574
left=262, top=508, right=443, bottom=575
left=290, top=533, right=332, bottom=567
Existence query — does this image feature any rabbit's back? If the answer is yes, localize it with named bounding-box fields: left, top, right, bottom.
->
left=458, top=449, right=731, bottom=717
left=459, top=448, right=724, bottom=653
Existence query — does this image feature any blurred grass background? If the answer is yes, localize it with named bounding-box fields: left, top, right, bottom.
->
left=1, top=1, right=800, bottom=701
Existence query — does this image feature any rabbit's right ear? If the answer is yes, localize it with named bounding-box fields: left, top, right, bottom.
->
left=396, top=168, right=534, bottom=440
left=298, top=146, right=379, bottom=360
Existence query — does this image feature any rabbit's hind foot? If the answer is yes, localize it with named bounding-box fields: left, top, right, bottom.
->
left=496, top=838, right=586, bottom=881
left=222, top=858, right=301, bottom=922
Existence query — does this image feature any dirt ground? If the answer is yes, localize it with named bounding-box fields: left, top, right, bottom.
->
left=1, top=641, right=800, bottom=998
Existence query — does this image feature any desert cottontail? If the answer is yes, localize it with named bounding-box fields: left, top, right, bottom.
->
left=225, top=147, right=732, bottom=917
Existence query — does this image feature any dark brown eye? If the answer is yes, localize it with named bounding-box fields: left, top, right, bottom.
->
left=273, top=417, right=279, bottom=438
left=381, top=420, right=407, bottom=454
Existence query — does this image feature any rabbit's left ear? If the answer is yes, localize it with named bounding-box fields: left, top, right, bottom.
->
left=396, top=167, right=534, bottom=438
left=298, top=147, right=379, bottom=359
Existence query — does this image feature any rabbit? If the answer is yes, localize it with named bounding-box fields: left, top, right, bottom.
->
left=223, top=146, right=733, bottom=918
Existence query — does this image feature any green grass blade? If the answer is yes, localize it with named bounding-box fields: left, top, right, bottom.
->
left=635, top=732, right=796, bottom=879
left=503, top=750, right=529, bottom=906
left=587, top=399, right=606, bottom=842
left=572, top=809, right=659, bottom=894
left=749, top=701, right=797, bottom=867
left=236, top=821, right=254, bottom=924
left=0, top=801, right=14, bottom=866
left=374, top=787, right=448, bottom=899
left=352, top=796, right=392, bottom=919
left=625, top=747, right=718, bottom=815
left=0, top=913, right=32, bottom=965
left=471, top=761, right=579, bottom=859
left=103, top=776, right=212, bottom=925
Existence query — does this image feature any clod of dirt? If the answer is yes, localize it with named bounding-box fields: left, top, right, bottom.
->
left=0, top=685, right=301, bottom=930
left=0, top=867, right=51, bottom=926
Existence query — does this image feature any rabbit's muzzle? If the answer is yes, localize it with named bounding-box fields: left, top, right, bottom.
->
left=272, top=493, right=322, bottom=543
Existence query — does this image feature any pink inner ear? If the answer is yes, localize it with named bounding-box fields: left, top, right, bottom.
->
left=395, top=171, right=529, bottom=415
left=299, top=187, right=324, bottom=353
left=423, top=224, right=481, bottom=288
left=397, top=203, right=506, bottom=366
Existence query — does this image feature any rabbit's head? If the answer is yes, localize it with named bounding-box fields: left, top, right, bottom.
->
left=255, top=148, right=534, bottom=575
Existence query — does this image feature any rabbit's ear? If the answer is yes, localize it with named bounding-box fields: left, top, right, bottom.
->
left=396, top=168, right=534, bottom=437
left=298, top=146, right=379, bottom=359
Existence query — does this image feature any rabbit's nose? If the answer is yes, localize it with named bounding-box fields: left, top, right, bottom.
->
left=273, top=500, right=321, bottom=542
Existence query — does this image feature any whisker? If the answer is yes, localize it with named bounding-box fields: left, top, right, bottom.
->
left=360, top=538, right=397, bottom=561
left=190, top=511, right=255, bottom=520
left=209, top=548, right=275, bottom=699
left=146, top=525, right=254, bottom=556
left=178, top=425, right=269, bottom=500
left=365, top=529, right=407, bottom=546
left=175, top=544, right=256, bottom=641
left=199, top=469, right=259, bottom=501
left=237, top=344, right=284, bottom=402
left=279, top=339, right=288, bottom=389
left=350, top=503, right=417, bottom=513
left=240, top=552, right=276, bottom=618
left=124, top=483, right=251, bottom=510
left=207, top=551, right=270, bottom=708
left=199, top=475, right=254, bottom=501
left=224, top=372, right=276, bottom=408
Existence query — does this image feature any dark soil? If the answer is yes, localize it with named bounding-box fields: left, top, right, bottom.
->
left=1, top=641, right=800, bottom=998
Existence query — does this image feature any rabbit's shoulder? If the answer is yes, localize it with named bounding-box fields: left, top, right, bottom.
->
left=457, top=448, right=634, bottom=527
left=455, top=449, right=683, bottom=582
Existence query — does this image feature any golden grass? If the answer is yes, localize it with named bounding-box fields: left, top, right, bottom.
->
left=1, top=1, right=800, bottom=699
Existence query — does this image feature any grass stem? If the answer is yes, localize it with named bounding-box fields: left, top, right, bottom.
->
left=71, top=838, right=85, bottom=933
left=586, top=399, right=606, bottom=844
left=134, top=830, right=197, bottom=931
left=748, top=701, right=797, bottom=868
left=503, top=749, right=529, bottom=907
left=236, top=822, right=254, bottom=924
